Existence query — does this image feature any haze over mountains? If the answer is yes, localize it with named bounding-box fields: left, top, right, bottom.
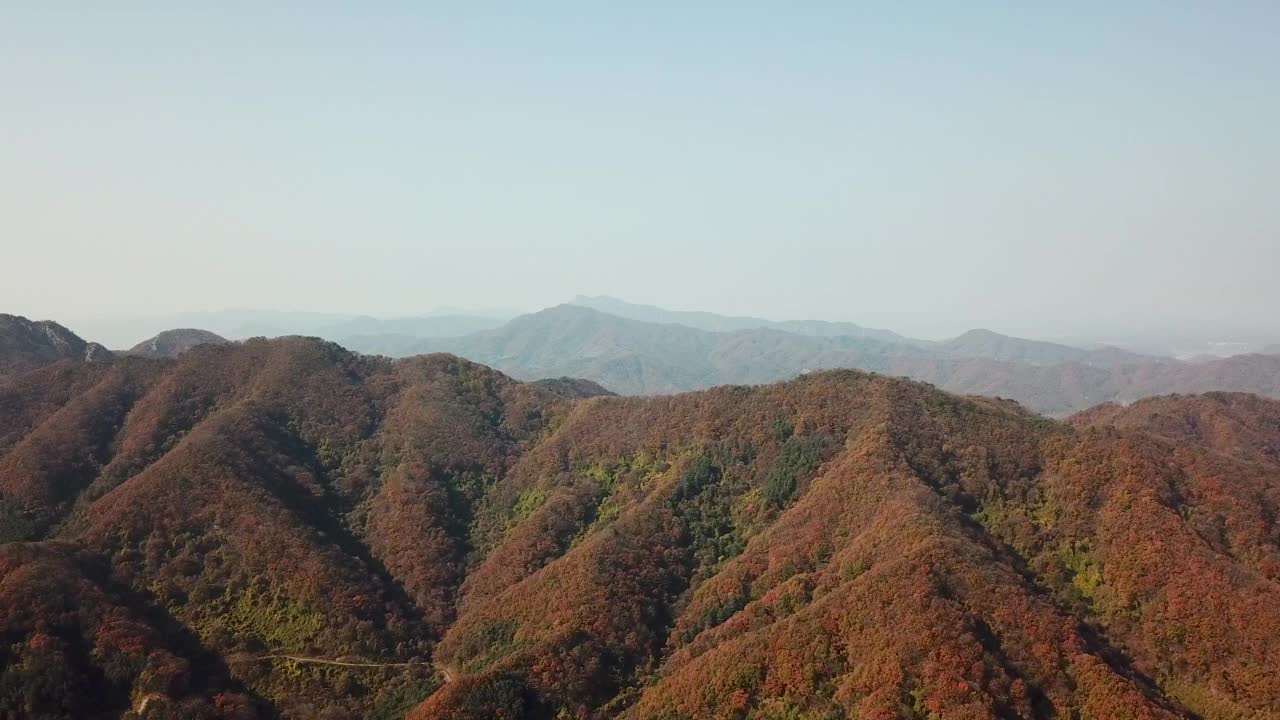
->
left=6, top=1, right=1278, bottom=716
left=323, top=299, right=1280, bottom=416
left=567, top=295, right=913, bottom=343
left=56, top=298, right=1279, bottom=361
left=62, top=310, right=514, bottom=351
left=16, top=298, right=1280, bottom=418
left=1, top=323, right=1278, bottom=719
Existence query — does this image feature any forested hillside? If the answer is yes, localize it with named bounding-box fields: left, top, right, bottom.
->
left=0, top=322, right=1277, bottom=719
left=0, top=314, right=111, bottom=377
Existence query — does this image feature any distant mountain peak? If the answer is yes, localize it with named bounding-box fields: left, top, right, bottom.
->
left=126, top=328, right=229, bottom=359
left=0, top=313, right=112, bottom=375
left=954, top=327, right=1006, bottom=340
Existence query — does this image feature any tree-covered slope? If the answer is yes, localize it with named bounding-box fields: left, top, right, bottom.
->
left=0, top=313, right=111, bottom=378
left=0, top=340, right=580, bottom=718
left=1, top=335, right=1278, bottom=719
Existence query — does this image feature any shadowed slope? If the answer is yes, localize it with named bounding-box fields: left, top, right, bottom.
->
left=0, top=340, right=578, bottom=718
left=0, top=314, right=111, bottom=377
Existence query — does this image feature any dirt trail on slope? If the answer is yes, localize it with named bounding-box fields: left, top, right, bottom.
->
left=253, top=653, right=457, bottom=684
left=255, top=654, right=430, bottom=669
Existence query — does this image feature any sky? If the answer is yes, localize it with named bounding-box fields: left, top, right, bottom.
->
left=2, top=2, right=1278, bottom=340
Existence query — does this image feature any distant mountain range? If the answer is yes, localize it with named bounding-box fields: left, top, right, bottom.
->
left=12, top=298, right=1280, bottom=416
left=935, top=327, right=1152, bottom=366
left=567, top=294, right=913, bottom=342
left=566, top=297, right=1152, bottom=366
left=62, top=309, right=512, bottom=349
left=339, top=303, right=1280, bottom=416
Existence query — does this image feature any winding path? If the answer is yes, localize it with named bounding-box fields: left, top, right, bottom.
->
left=254, top=654, right=456, bottom=684
left=255, top=654, right=430, bottom=669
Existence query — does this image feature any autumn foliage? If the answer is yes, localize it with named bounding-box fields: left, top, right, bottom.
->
left=1, top=333, right=1278, bottom=719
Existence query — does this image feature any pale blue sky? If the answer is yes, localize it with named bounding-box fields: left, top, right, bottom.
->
left=2, top=3, right=1277, bottom=339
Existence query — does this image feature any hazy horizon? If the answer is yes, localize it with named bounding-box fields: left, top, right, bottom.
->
left=3, top=4, right=1278, bottom=341
left=20, top=294, right=1277, bottom=358
left=28, top=295, right=1280, bottom=354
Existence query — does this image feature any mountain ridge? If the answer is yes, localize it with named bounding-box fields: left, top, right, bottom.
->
left=939, top=327, right=1154, bottom=366
left=0, top=313, right=111, bottom=377
left=359, top=304, right=1280, bottom=416
left=568, top=295, right=913, bottom=343
left=1, top=329, right=1278, bottom=718
left=8, top=310, right=1280, bottom=418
